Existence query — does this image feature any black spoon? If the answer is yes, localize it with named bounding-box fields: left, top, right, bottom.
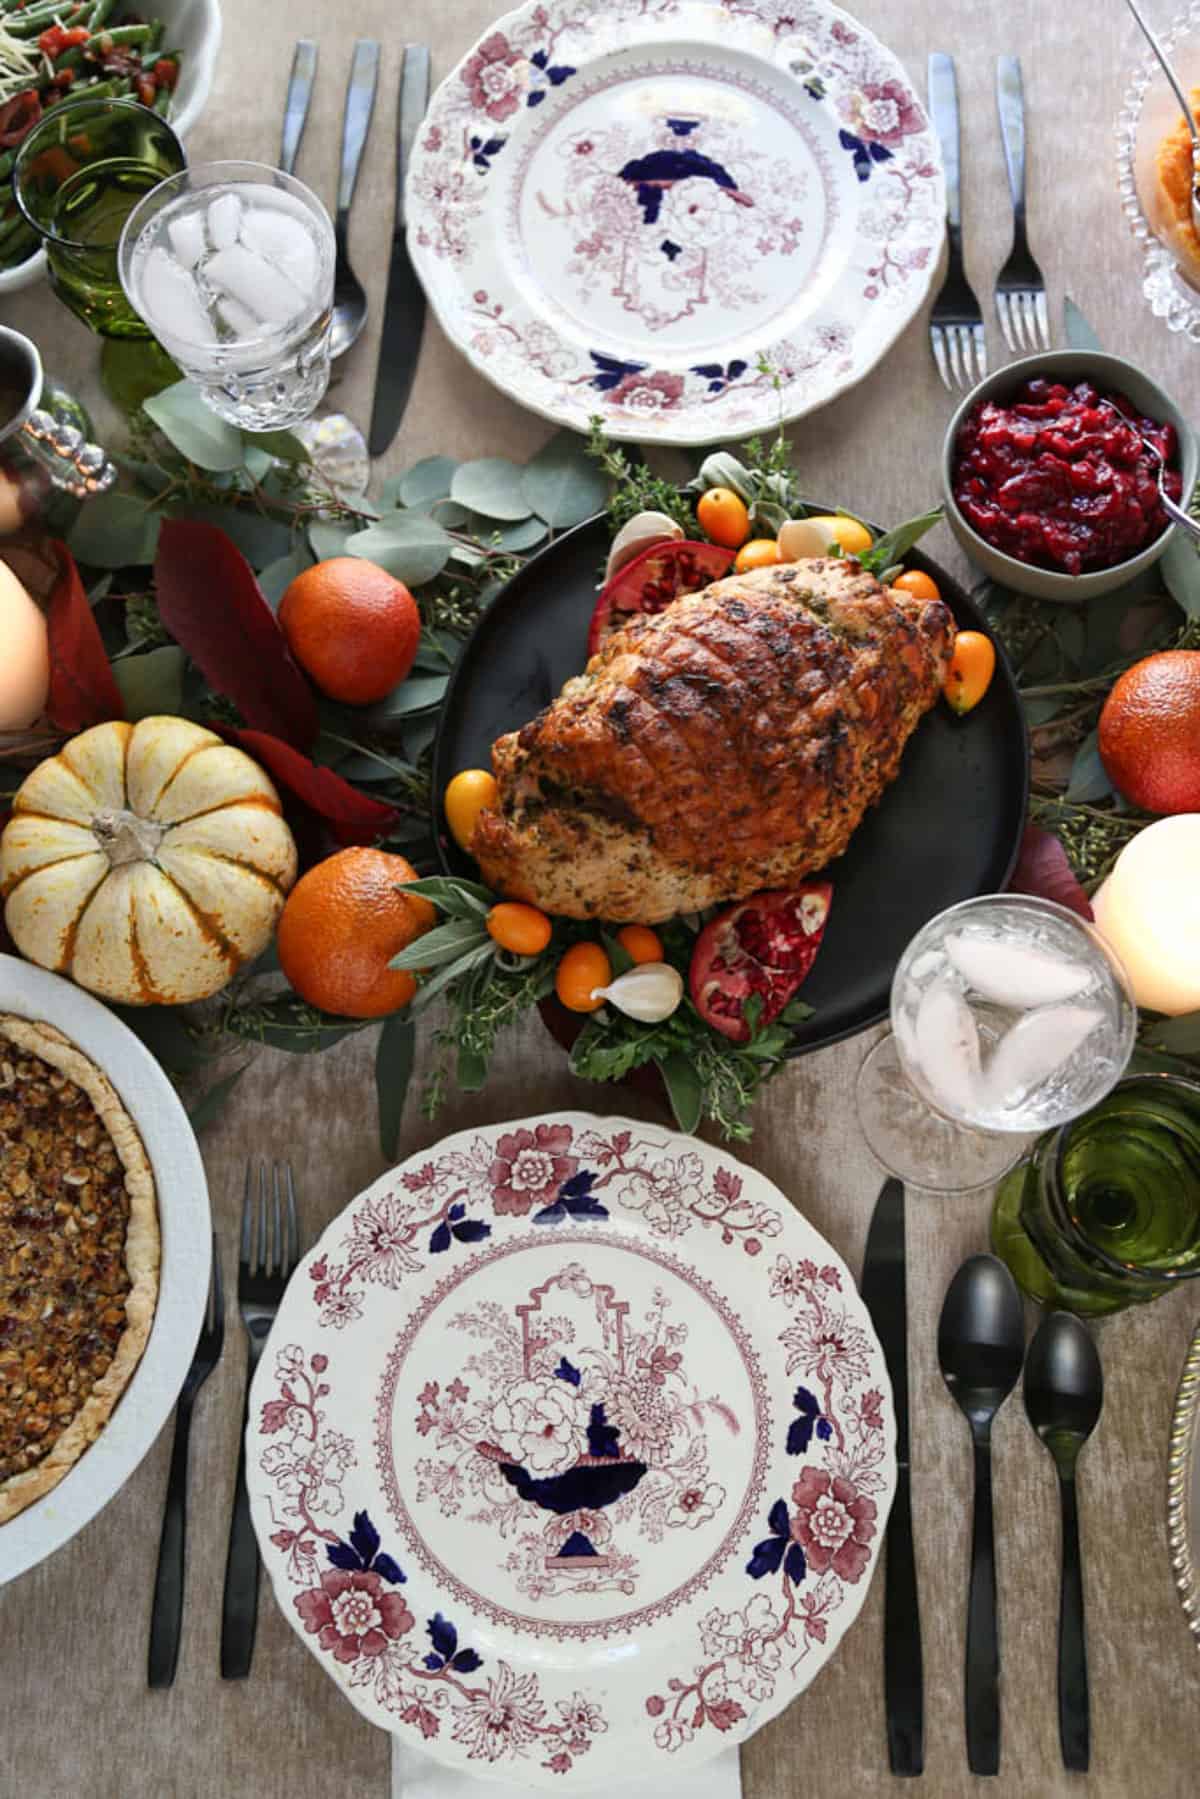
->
left=938, top=1253, right=1025, bottom=1776
left=1023, top=1311, right=1103, bottom=1772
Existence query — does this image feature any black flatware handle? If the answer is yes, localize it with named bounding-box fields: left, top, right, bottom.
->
left=883, top=1468, right=924, bottom=1774
left=1058, top=1476, right=1089, bottom=1771
left=147, top=1394, right=195, bottom=1688
left=220, top=1350, right=263, bottom=1679
left=966, top=1435, right=1001, bottom=1775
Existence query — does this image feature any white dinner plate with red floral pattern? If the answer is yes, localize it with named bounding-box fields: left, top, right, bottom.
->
left=247, top=1114, right=894, bottom=1789
left=405, top=0, right=943, bottom=444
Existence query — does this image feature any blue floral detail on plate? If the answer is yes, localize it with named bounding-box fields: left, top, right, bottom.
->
left=326, top=1508, right=406, bottom=1584
left=618, top=146, right=738, bottom=225
left=838, top=129, right=893, bottom=183
left=469, top=133, right=506, bottom=173
left=532, top=1170, right=609, bottom=1224
left=526, top=47, right=576, bottom=106
left=588, top=350, right=649, bottom=392
left=690, top=357, right=749, bottom=395
left=746, top=1497, right=806, bottom=1586
left=554, top=1355, right=582, bottom=1386
left=666, top=117, right=701, bottom=137
left=500, top=1454, right=647, bottom=1514
left=786, top=1384, right=833, bottom=1456
left=429, top=1202, right=492, bottom=1255
left=421, top=1611, right=484, bottom=1674
left=586, top=1402, right=621, bottom=1459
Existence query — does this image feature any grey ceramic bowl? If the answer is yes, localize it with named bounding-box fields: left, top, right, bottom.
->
left=941, top=349, right=1198, bottom=602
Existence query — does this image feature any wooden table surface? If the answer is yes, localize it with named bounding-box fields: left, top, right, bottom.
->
left=2, top=1, right=1199, bottom=1795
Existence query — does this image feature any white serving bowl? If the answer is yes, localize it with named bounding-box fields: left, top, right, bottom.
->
left=0, top=0, right=222, bottom=297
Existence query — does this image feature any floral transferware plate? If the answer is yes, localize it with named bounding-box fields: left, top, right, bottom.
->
left=405, top=0, right=944, bottom=444
left=247, top=1114, right=895, bottom=1789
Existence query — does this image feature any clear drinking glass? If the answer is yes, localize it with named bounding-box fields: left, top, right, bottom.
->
left=855, top=894, right=1138, bottom=1193
left=117, top=160, right=336, bottom=429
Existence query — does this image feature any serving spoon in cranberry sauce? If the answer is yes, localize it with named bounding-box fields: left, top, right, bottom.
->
left=1097, top=396, right=1200, bottom=545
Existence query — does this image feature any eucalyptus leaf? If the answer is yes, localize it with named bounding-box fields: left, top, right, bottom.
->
left=144, top=381, right=246, bottom=472
left=1066, top=730, right=1113, bottom=803
left=308, top=518, right=358, bottom=561
left=398, top=454, right=459, bottom=508
left=1160, top=533, right=1200, bottom=620
left=448, top=541, right=488, bottom=570
left=242, top=427, right=309, bottom=463
left=1022, top=695, right=1066, bottom=726
left=187, top=1064, right=249, bottom=1133
left=376, top=1013, right=415, bottom=1160
left=451, top=457, right=532, bottom=521
left=242, top=446, right=274, bottom=482
left=362, top=674, right=449, bottom=725
left=402, top=716, right=438, bottom=763
left=1063, top=297, right=1103, bottom=352
left=658, top=1052, right=703, bottom=1133
left=87, top=573, right=113, bottom=607
left=170, top=501, right=293, bottom=568
left=1142, top=1011, right=1200, bottom=1054
left=113, top=645, right=186, bottom=720
left=390, top=918, right=489, bottom=971
left=257, top=543, right=314, bottom=610
left=68, top=492, right=161, bottom=568
left=521, top=430, right=609, bottom=528
left=347, top=515, right=453, bottom=586
left=124, top=458, right=174, bottom=496
left=412, top=628, right=459, bottom=672
left=484, top=513, right=549, bottom=552
left=411, top=942, right=495, bottom=1011
left=399, top=876, right=493, bottom=918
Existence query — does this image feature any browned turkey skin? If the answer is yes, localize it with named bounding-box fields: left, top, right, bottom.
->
left=471, top=557, right=956, bottom=923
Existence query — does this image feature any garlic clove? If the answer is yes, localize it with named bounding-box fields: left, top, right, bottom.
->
left=592, top=961, right=684, bottom=1023
left=776, top=517, right=837, bottom=562
left=603, top=511, right=685, bottom=583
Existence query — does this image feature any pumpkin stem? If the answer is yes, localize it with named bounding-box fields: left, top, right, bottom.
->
left=92, top=808, right=166, bottom=866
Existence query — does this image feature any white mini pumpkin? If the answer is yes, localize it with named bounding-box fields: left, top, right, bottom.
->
left=0, top=715, right=298, bottom=1005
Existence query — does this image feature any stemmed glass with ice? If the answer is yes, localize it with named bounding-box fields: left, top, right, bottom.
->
left=856, top=895, right=1137, bottom=1192
left=118, top=161, right=336, bottom=430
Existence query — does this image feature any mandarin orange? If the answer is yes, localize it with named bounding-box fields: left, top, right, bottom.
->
left=279, top=557, right=420, bottom=704
left=1098, top=650, right=1200, bottom=813
left=276, top=847, right=435, bottom=1018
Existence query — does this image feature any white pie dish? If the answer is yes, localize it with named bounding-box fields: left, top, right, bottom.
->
left=0, top=0, right=223, bottom=297
left=0, top=954, right=210, bottom=1586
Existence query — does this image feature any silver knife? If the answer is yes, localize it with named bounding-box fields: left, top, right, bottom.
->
left=860, top=1177, right=924, bottom=1776
left=368, top=47, right=431, bottom=457
left=280, top=41, right=317, bottom=175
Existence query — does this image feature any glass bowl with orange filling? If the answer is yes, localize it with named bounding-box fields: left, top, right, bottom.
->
left=1118, top=1, right=1200, bottom=341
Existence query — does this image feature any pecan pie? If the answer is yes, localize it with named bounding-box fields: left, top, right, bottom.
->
left=0, top=1015, right=159, bottom=1524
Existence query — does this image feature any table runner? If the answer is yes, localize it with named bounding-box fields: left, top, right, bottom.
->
left=1, top=2, right=1199, bottom=1797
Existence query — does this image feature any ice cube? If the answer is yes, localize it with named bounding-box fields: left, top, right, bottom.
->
left=207, top=192, right=243, bottom=251
left=217, top=296, right=260, bottom=340
left=240, top=203, right=318, bottom=294
left=913, top=980, right=982, bottom=1115
left=138, top=246, right=216, bottom=345
left=983, top=1005, right=1104, bottom=1110
left=203, top=244, right=307, bottom=325
left=945, top=931, right=1094, bottom=1009
left=166, top=211, right=207, bottom=270
left=907, top=949, right=943, bottom=983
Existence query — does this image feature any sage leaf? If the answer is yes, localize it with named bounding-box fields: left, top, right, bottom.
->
left=521, top=430, right=609, bottom=528
left=1063, top=297, right=1103, bottom=352
left=144, top=381, right=246, bottom=472
left=399, top=876, right=493, bottom=918
left=1066, top=729, right=1112, bottom=803
left=658, top=1052, right=703, bottom=1134
left=390, top=918, right=489, bottom=971
left=411, top=942, right=495, bottom=1012
left=347, top=515, right=453, bottom=586
left=187, top=1064, right=249, bottom=1133
left=398, top=455, right=459, bottom=508
left=860, top=507, right=943, bottom=575
left=257, top=543, right=314, bottom=610
left=68, top=492, right=161, bottom=568
left=113, top=645, right=186, bottom=720
left=451, top=457, right=533, bottom=521
left=457, top=1044, right=489, bottom=1092
left=226, top=993, right=366, bottom=1052
left=376, top=1012, right=415, bottom=1160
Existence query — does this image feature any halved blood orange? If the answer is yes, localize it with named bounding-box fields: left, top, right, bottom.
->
left=587, top=539, right=735, bottom=656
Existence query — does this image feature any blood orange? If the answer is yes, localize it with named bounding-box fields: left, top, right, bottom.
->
left=1098, top=650, right=1200, bottom=813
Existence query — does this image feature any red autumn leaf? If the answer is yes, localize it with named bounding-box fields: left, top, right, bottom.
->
left=154, top=518, right=318, bottom=748
left=45, top=540, right=124, bottom=732
left=227, top=727, right=400, bottom=846
left=1007, top=824, right=1094, bottom=921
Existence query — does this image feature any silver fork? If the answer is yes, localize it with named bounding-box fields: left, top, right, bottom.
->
left=994, top=57, right=1050, bottom=353
left=220, top=1161, right=301, bottom=1681
left=927, top=54, right=987, bottom=390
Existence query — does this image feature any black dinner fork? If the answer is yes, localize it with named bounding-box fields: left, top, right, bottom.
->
left=220, top=1162, right=301, bottom=1680
left=148, top=1234, right=224, bottom=1688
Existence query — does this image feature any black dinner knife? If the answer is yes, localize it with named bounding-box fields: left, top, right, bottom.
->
left=860, top=1176, right=924, bottom=1775
left=367, top=47, right=431, bottom=457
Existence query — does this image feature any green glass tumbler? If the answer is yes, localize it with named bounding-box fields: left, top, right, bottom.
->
left=13, top=95, right=185, bottom=337
left=991, top=1072, right=1200, bottom=1317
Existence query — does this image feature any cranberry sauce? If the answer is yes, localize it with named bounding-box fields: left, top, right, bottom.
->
left=952, top=377, right=1182, bottom=576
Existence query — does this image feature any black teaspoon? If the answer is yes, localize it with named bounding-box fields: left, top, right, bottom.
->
left=938, top=1253, right=1025, bottom=1776
left=1023, top=1311, right=1104, bottom=1772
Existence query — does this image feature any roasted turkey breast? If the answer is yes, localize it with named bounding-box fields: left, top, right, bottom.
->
left=470, top=558, right=956, bottom=923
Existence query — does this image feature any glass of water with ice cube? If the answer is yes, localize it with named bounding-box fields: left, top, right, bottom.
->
left=855, top=894, right=1137, bottom=1192
left=118, top=161, right=336, bottom=430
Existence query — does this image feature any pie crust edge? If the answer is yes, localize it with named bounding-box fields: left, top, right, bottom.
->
left=0, top=1014, right=161, bottom=1526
